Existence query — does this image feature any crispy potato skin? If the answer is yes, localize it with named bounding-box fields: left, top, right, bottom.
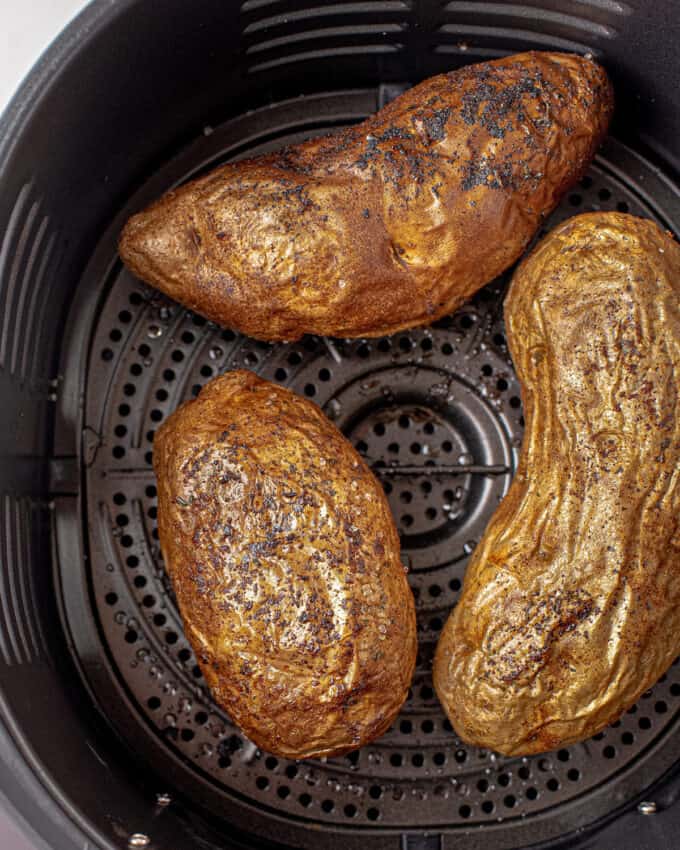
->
left=434, top=213, right=680, bottom=756
left=120, top=52, right=612, bottom=341
left=153, top=371, right=416, bottom=758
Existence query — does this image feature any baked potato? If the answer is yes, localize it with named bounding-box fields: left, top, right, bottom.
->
left=434, top=212, right=680, bottom=755
left=120, top=51, right=612, bottom=341
left=153, top=370, right=417, bottom=758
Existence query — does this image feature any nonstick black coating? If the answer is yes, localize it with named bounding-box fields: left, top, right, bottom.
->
left=2, top=2, right=680, bottom=849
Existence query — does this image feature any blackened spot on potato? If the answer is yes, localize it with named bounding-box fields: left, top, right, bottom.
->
left=461, top=70, right=546, bottom=140
left=282, top=184, right=317, bottom=213
left=376, top=126, right=413, bottom=143
left=461, top=156, right=498, bottom=191
left=422, top=107, right=452, bottom=142
left=355, top=133, right=382, bottom=171
left=495, top=589, right=597, bottom=684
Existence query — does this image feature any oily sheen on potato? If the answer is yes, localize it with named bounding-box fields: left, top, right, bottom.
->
left=120, top=51, right=612, bottom=341
left=434, top=212, right=680, bottom=755
left=154, top=370, right=417, bottom=758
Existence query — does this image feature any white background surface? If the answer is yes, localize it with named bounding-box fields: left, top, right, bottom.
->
left=0, top=1, right=90, bottom=844
left=0, top=0, right=87, bottom=116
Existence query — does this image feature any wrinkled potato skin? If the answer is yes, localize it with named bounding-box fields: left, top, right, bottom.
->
left=434, top=213, right=680, bottom=756
left=120, top=52, right=612, bottom=341
left=154, top=371, right=416, bottom=758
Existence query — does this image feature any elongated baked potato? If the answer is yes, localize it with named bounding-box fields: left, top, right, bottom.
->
left=154, top=370, right=416, bottom=758
left=434, top=212, right=680, bottom=755
left=120, top=52, right=612, bottom=341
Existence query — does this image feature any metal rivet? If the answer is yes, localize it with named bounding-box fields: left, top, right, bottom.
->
left=128, top=834, right=151, bottom=848
left=155, top=792, right=172, bottom=807
left=147, top=325, right=163, bottom=339
left=638, top=801, right=657, bottom=815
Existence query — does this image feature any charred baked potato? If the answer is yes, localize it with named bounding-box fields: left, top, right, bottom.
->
left=434, top=212, right=680, bottom=755
left=154, top=370, right=417, bottom=758
left=120, top=52, right=612, bottom=341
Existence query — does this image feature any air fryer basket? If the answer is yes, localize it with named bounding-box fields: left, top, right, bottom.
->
left=2, top=2, right=680, bottom=849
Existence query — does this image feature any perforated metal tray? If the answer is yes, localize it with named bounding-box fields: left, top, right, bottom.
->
left=54, top=89, right=680, bottom=850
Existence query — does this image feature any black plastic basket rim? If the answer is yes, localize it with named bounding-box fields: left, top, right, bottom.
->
left=0, top=8, right=139, bottom=850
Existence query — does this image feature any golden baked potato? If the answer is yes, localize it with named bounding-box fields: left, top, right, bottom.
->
left=153, top=370, right=416, bottom=758
left=434, top=212, right=680, bottom=755
left=120, top=51, right=612, bottom=341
